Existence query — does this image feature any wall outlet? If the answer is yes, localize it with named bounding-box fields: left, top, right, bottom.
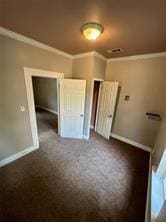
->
left=20, top=106, right=25, bottom=112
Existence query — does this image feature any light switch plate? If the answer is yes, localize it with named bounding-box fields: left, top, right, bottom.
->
left=20, top=106, right=25, bottom=112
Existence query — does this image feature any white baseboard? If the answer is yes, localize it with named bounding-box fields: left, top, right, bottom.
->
left=83, top=135, right=89, bottom=140
left=0, top=145, right=39, bottom=168
left=111, top=133, right=152, bottom=152
left=151, top=215, right=156, bottom=222
left=90, top=125, right=94, bottom=129
left=36, top=105, right=58, bottom=115
left=145, top=154, right=152, bottom=222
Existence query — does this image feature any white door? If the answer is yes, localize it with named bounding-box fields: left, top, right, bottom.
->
left=163, top=177, right=166, bottom=200
left=96, top=81, right=118, bottom=139
left=59, top=79, right=86, bottom=139
left=157, top=148, right=166, bottom=200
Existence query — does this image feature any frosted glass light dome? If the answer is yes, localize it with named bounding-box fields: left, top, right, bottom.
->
left=81, top=23, right=103, bottom=41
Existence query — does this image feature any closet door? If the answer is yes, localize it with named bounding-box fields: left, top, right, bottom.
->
left=96, top=81, right=118, bottom=139
left=59, top=79, right=86, bottom=139
left=164, top=178, right=166, bottom=200
left=156, top=149, right=166, bottom=200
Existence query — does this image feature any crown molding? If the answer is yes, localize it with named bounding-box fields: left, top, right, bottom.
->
left=93, top=51, right=107, bottom=61
left=73, top=51, right=107, bottom=61
left=0, top=26, right=73, bottom=59
left=0, top=26, right=107, bottom=61
left=73, top=51, right=95, bottom=59
left=108, top=52, right=166, bottom=62
left=1, top=26, right=165, bottom=63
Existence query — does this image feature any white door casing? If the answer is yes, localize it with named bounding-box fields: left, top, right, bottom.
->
left=157, top=148, right=166, bottom=200
left=24, top=67, right=64, bottom=148
left=59, top=79, right=86, bottom=139
left=164, top=178, right=166, bottom=200
left=96, top=81, right=119, bottom=139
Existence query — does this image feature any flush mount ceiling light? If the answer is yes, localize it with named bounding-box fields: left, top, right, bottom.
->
left=81, top=23, right=103, bottom=41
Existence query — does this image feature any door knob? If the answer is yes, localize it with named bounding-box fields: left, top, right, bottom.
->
left=80, top=114, right=84, bottom=117
left=109, top=115, right=112, bottom=117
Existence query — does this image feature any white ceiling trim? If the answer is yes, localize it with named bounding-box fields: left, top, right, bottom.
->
left=94, top=51, right=107, bottom=61
left=0, top=26, right=107, bottom=61
left=108, top=52, right=166, bottom=62
left=0, top=26, right=73, bottom=59
left=1, top=26, right=166, bottom=62
left=73, top=51, right=95, bottom=59
left=73, top=51, right=107, bottom=61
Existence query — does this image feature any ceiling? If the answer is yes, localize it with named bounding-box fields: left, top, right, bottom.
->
left=1, top=0, right=166, bottom=58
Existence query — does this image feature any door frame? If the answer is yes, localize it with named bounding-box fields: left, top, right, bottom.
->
left=88, top=78, right=104, bottom=138
left=24, top=67, right=64, bottom=149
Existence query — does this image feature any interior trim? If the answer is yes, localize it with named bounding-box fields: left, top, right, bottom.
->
left=83, top=135, right=89, bottom=140
left=0, top=26, right=73, bottom=59
left=24, top=67, right=64, bottom=149
left=90, top=125, right=94, bottom=129
left=1, top=26, right=165, bottom=62
left=111, top=133, right=152, bottom=152
left=156, top=148, right=166, bottom=179
left=0, top=145, right=39, bottom=168
left=36, top=105, right=58, bottom=115
left=73, top=51, right=107, bottom=61
left=145, top=154, right=152, bottom=222
left=0, top=26, right=107, bottom=61
left=94, top=51, right=107, bottom=61
left=108, top=52, right=166, bottom=62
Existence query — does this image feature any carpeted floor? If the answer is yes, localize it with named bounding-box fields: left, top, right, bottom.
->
left=0, top=108, right=150, bottom=222
left=156, top=201, right=166, bottom=222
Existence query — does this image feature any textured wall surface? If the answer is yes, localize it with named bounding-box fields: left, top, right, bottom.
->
left=73, top=56, right=106, bottom=137
left=32, top=77, right=58, bottom=112
left=0, top=34, right=72, bottom=160
left=73, top=56, right=94, bottom=137
left=105, top=57, right=166, bottom=147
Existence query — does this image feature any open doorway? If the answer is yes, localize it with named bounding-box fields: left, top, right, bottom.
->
left=90, top=80, right=103, bottom=132
left=90, top=80, right=119, bottom=139
left=24, top=67, right=64, bottom=149
left=32, top=77, right=58, bottom=144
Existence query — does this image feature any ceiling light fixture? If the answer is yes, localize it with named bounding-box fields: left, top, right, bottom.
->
left=81, top=23, right=103, bottom=41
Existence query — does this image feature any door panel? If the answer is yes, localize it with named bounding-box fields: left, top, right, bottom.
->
left=96, top=81, right=118, bottom=139
left=164, top=178, right=166, bottom=200
left=60, top=79, right=86, bottom=138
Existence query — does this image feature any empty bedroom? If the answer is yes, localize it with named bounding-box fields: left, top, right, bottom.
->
left=0, top=1, right=166, bottom=222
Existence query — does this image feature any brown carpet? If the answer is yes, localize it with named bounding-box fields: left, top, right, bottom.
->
left=157, top=201, right=166, bottom=222
left=0, top=108, right=149, bottom=222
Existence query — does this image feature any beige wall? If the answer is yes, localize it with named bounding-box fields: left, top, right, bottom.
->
left=93, top=56, right=106, bottom=79
left=153, top=113, right=166, bottom=168
left=105, top=57, right=166, bottom=147
left=73, top=56, right=106, bottom=137
left=32, top=77, right=58, bottom=112
left=0, top=35, right=72, bottom=160
left=1, top=31, right=166, bottom=162
left=73, top=56, right=94, bottom=137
